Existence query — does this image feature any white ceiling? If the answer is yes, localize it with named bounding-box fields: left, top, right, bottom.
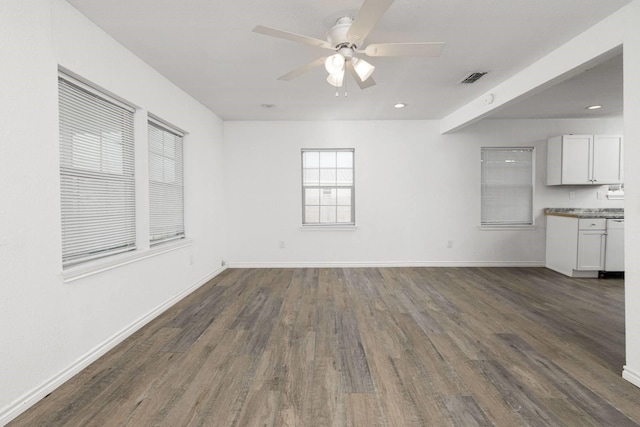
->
left=491, top=52, right=623, bottom=119
left=65, top=0, right=629, bottom=121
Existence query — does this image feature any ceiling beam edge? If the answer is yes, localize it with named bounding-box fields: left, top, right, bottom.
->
left=439, top=7, right=625, bottom=134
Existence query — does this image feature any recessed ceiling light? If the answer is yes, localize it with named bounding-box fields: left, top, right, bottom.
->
left=394, top=103, right=406, bottom=109
left=586, top=105, right=602, bottom=110
left=261, top=103, right=276, bottom=109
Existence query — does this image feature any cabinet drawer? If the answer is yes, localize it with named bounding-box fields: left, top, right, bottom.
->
left=579, top=218, right=607, bottom=230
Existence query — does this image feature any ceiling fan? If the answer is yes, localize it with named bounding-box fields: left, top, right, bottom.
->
left=253, top=0, right=445, bottom=90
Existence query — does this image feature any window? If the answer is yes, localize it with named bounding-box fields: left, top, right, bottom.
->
left=302, top=149, right=355, bottom=225
left=59, top=76, right=135, bottom=266
left=481, top=147, right=534, bottom=226
left=148, top=119, right=185, bottom=244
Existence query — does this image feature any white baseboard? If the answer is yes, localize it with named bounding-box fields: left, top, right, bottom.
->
left=226, top=261, right=545, bottom=268
left=0, top=266, right=226, bottom=427
left=623, top=365, right=640, bottom=389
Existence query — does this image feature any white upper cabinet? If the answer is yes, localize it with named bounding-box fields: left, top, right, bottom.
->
left=593, top=135, right=624, bottom=184
left=547, top=135, right=623, bottom=185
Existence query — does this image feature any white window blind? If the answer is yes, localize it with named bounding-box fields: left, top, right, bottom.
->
left=302, top=149, right=354, bottom=225
left=59, top=76, right=136, bottom=267
left=148, top=119, right=184, bottom=244
left=481, top=147, right=534, bottom=226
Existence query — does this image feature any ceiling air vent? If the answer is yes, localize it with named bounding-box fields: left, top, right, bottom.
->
left=460, top=72, right=488, bottom=84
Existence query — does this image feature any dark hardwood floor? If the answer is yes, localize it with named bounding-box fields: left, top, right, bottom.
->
left=10, top=267, right=640, bottom=426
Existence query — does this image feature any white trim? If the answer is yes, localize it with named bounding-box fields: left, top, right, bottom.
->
left=301, top=149, right=355, bottom=226
left=148, top=114, right=186, bottom=137
left=0, top=266, right=226, bottom=426
left=148, top=120, right=185, bottom=245
left=479, top=225, right=537, bottom=231
left=58, top=76, right=138, bottom=267
left=150, top=235, right=185, bottom=247
left=300, top=225, right=358, bottom=231
left=481, top=146, right=535, bottom=228
left=62, top=239, right=193, bottom=283
left=226, top=261, right=545, bottom=269
left=623, top=366, right=640, bottom=389
left=58, top=69, right=136, bottom=112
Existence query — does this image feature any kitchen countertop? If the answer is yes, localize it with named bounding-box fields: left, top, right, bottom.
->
left=544, top=208, right=624, bottom=219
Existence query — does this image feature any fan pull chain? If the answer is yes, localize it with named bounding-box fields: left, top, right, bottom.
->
left=344, top=71, right=348, bottom=97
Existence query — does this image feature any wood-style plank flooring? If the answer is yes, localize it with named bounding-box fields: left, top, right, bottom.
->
left=10, top=267, right=640, bottom=426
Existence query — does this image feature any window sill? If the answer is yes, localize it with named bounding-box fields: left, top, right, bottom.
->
left=300, top=225, right=357, bottom=231
left=61, top=238, right=193, bottom=283
left=479, top=225, right=536, bottom=231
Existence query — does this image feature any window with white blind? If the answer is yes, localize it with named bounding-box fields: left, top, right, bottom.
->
left=481, top=147, right=534, bottom=226
left=148, top=119, right=184, bottom=244
left=59, top=76, right=136, bottom=267
left=302, top=149, right=355, bottom=225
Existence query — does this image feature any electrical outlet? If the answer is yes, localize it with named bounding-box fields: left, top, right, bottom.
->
left=597, top=191, right=603, bottom=200
left=447, top=240, right=453, bottom=249
left=279, top=240, right=285, bottom=249
left=569, top=191, right=576, bottom=199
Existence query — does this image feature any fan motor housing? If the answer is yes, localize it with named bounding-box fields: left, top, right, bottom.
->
left=327, top=16, right=355, bottom=48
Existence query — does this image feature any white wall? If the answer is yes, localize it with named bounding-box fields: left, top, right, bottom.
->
left=622, top=0, right=640, bottom=388
left=224, top=118, right=623, bottom=267
left=0, top=0, right=226, bottom=423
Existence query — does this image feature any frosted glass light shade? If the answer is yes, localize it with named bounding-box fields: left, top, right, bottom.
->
left=325, top=54, right=345, bottom=75
left=352, top=57, right=375, bottom=81
left=326, top=71, right=344, bottom=87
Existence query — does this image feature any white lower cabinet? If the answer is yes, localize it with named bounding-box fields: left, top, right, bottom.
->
left=576, top=219, right=606, bottom=271
left=545, top=216, right=606, bottom=278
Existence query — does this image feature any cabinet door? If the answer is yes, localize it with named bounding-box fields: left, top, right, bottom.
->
left=593, top=135, right=623, bottom=184
left=577, top=230, right=606, bottom=270
left=561, top=135, right=592, bottom=184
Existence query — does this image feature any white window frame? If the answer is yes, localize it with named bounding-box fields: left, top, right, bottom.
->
left=58, top=73, right=136, bottom=267
left=481, top=147, right=535, bottom=228
left=301, top=148, right=355, bottom=226
left=148, top=117, right=185, bottom=245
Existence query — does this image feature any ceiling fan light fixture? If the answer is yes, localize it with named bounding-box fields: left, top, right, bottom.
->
left=325, top=53, right=345, bottom=75
left=352, top=57, right=375, bottom=82
left=254, top=0, right=446, bottom=91
left=326, top=71, right=344, bottom=87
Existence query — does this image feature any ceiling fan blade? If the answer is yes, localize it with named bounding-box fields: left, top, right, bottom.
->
left=347, top=0, right=395, bottom=45
left=347, top=61, right=376, bottom=89
left=364, top=42, right=445, bottom=57
left=278, top=57, right=327, bottom=81
left=253, top=25, right=333, bottom=49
